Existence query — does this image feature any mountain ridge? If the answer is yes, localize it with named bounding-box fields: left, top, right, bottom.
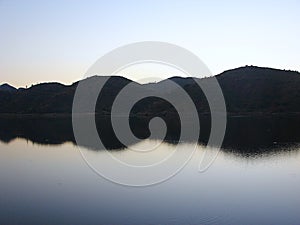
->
left=1, top=66, right=300, bottom=115
left=0, top=83, right=17, bottom=92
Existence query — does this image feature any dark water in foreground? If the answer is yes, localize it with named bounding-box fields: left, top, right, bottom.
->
left=0, top=116, right=300, bottom=224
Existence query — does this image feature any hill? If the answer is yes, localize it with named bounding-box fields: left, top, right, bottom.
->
left=215, top=66, right=300, bottom=113
left=0, top=83, right=17, bottom=93
left=1, top=66, right=300, bottom=115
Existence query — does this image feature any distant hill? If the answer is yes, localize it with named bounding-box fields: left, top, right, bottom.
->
left=0, top=83, right=17, bottom=93
left=215, top=66, right=300, bottom=113
left=1, top=66, right=300, bottom=115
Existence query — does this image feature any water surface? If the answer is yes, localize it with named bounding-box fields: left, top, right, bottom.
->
left=0, top=137, right=299, bottom=225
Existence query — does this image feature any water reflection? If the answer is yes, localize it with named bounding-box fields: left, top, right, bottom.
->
left=0, top=138, right=299, bottom=225
left=1, top=115, right=300, bottom=224
left=1, top=115, right=300, bottom=156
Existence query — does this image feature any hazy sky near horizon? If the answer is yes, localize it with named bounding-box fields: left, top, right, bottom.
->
left=1, top=0, right=300, bottom=87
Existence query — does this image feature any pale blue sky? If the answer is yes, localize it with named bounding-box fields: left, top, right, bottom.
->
left=1, top=0, right=299, bottom=87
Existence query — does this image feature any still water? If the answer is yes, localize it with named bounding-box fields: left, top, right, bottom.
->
left=0, top=138, right=299, bottom=225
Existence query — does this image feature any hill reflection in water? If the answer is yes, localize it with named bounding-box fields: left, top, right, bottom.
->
left=1, top=115, right=300, bottom=157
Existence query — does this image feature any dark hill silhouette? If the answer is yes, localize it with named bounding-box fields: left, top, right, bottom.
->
left=0, top=83, right=17, bottom=93
left=215, top=66, right=300, bottom=113
left=1, top=66, right=300, bottom=115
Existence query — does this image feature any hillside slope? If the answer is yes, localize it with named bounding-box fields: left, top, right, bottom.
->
left=1, top=66, right=300, bottom=115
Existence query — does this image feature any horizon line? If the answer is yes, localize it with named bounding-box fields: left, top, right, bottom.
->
left=1, top=65, right=299, bottom=89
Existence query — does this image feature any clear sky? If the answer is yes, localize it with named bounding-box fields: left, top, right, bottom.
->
left=1, top=0, right=300, bottom=87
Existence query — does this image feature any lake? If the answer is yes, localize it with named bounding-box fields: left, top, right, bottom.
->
left=0, top=116, right=300, bottom=224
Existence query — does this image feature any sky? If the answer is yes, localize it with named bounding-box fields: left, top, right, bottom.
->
left=1, top=0, right=300, bottom=87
